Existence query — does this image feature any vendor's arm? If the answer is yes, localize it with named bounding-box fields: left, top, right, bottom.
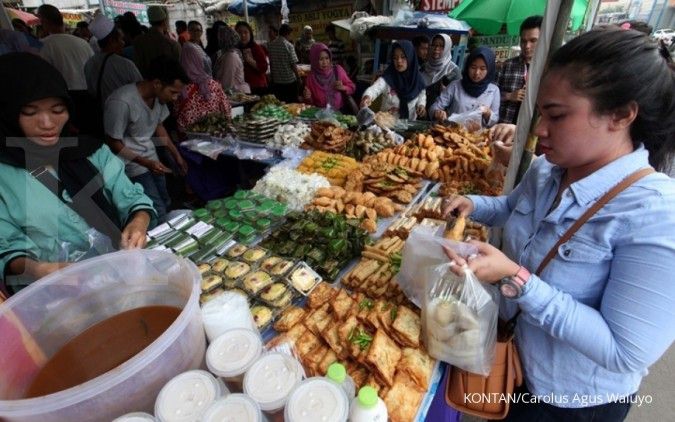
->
left=336, top=65, right=356, bottom=96
left=361, top=77, right=388, bottom=108
left=155, top=123, right=188, bottom=176
left=414, top=90, right=427, bottom=119
left=120, top=210, right=151, bottom=249
left=430, top=81, right=456, bottom=121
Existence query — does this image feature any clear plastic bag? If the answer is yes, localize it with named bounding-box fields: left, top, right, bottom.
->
left=447, top=109, right=484, bottom=132
left=421, top=262, right=498, bottom=375
left=396, top=226, right=478, bottom=308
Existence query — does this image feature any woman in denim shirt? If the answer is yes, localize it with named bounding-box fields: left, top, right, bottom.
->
left=443, top=28, right=675, bottom=421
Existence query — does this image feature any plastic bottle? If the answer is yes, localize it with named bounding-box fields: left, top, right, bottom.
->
left=326, top=362, right=356, bottom=399
left=348, top=386, right=388, bottom=422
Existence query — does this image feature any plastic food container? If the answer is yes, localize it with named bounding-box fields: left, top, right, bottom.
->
left=206, top=329, right=263, bottom=392
left=154, top=370, right=227, bottom=422
left=202, top=394, right=266, bottom=422
left=112, top=412, right=157, bottom=421
left=243, top=353, right=304, bottom=417
left=0, top=250, right=206, bottom=422
left=201, top=292, right=257, bottom=342
left=285, top=378, right=349, bottom=422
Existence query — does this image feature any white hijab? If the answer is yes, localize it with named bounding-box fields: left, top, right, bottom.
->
left=422, top=34, right=458, bottom=86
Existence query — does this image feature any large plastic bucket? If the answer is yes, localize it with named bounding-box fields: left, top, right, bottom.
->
left=0, top=250, right=206, bottom=422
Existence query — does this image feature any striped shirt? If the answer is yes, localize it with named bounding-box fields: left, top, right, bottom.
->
left=328, top=39, right=346, bottom=65
left=496, top=55, right=527, bottom=124
left=268, top=36, right=298, bottom=84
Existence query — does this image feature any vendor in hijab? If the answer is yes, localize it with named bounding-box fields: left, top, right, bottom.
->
left=303, top=43, right=355, bottom=111
left=294, top=25, right=315, bottom=64
left=360, top=40, right=427, bottom=120
left=423, top=34, right=460, bottom=114
left=176, top=42, right=232, bottom=130
left=0, top=53, right=156, bottom=293
left=430, top=46, right=500, bottom=127
left=214, top=25, right=251, bottom=94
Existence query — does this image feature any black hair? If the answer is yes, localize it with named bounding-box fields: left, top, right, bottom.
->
left=146, top=57, right=190, bottom=85
left=326, top=23, right=336, bottom=34
left=412, top=35, right=430, bottom=47
left=188, top=20, right=202, bottom=30
left=547, top=27, right=675, bottom=172
left=175, top=20, right=187, bottom=31
left=520, top=15, right=543, bottom=34
left=37, top=4, right=63, bottom=27
left=269, top=25, right=279, bottom=34
left=235, top=21, right=255, bottom=41
left=119, top=14, right=143, bottom=40
left=279, top=24, right=292, bottom=37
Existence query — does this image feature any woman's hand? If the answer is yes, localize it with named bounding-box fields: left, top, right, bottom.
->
left=8, top=258, right=69, bottom=279
left=142, top=159, right=171, bottom=175
left=434, top=110, right=448, bottom=121
left=303, top=86, right=312, bottom=100
left=334, top=80, right=346, bottom=92
left=442, top=240, right=520, bottom=284
left=416, top=105, right=427, bottom=118
left=480, top=105, right=492, bottom=120
left=442, top=195, right=475, bottom=219
left=360, top=96, right=372, bottom=108
left=174, top=154, right=188, bottom=176
left=120, top=211, right=151, bottom=249
left=489, top=123, right=516, bottom=144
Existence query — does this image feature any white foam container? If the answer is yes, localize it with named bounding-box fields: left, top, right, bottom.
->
left=243, top=353, right=303, bottom=416
left=154, top=370, right=228, bottom=422
left=206, top=328, right=263, bottom=391
left=284, top=377, right=349, bottom=422
left=201, top=394, right=267, bottom=422
left=112, top=412, right=156, bottom=421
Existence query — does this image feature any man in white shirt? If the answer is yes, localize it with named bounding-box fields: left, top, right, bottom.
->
left=37, top=4, right=93, bottom=91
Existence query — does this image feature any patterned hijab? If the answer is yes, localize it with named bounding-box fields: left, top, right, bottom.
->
left=218, top=25, right=240, bottom=52
left=309, top=43, right=337, bottom=107
left=382, top=40, right=427, bottom=119
left=181, top=42, right=212, bottom=100
left=461, top=46, right=497, bottom=98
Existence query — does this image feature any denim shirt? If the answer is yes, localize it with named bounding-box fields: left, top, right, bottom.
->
left=468, top=146, right=675, bottom=407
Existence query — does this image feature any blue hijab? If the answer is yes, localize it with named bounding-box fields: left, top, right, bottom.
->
left=382, top=40, right=427, bottom=119
left=461, top=46, right=496, bottom=98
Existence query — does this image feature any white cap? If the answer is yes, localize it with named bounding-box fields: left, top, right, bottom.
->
left=89, top=14, right=115, bottom=41
left=154, top=370, right=228, bottom=422
left=285, top=378, right=349, bottom=422
left=202, top=394, right=263, bottom=422
left=206, top=328, right=262, bottom=379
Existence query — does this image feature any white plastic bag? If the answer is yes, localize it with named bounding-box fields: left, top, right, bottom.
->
left=447, top=109, right=484, bottom=132
left=422, top=262, right=498, bottom=375
left=396, top=226, right=478, bottom=308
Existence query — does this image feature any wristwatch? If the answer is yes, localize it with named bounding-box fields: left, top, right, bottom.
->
left=499, top=266, right=531, bottom=299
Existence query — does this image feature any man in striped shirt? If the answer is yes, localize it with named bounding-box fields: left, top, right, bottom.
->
left=268, top=23, right=300, bottom=103
left=326, top=24, right=346, bottom=66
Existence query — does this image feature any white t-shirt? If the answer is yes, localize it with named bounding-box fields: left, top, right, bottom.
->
left=40, top=34, right=94, bottom=91
left=104, top=83, right=169, bottom=177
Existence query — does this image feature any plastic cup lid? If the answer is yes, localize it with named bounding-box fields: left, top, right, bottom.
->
left=155, top=370, right=226, bottom=422
left=202, top=394, right=263, bottom=422
left=112, top=412, right=156, bottom=422
left=206, top=328, right=263, bottom=378
left=243, top=353, right=303, bottom=412
left=326, top=362, right=346, bottom=383
left=358, top=386, right=378, bottom=409
left=284, top=378, right=349, bottom=422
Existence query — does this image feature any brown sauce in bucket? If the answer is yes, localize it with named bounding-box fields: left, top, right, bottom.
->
left=25, top=305, right=181, bottom=398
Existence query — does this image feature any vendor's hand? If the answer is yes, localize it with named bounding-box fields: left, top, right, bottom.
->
left=434, top=110, right=448, bottom=121
left=174, top=154, right=188, bottom=176
left=303, top=86, right=311, bottom=100
left=508, top=89, right=526, bottom=103
left=480, top=105, right=491, bottom=120
left=360, top=96, right=372, bottom=108
left=416, top=105, right=427, bottom=118
left=493, top=140, right=513, bottom=167
left=33, top=261, right=70, bottom=279
left=144, top=159, right=172, bottom=175
left=442, top=195, right=474, bottom=219
left=334, top=80, right=346, bottom=92
left=120, top=211, right=151, bottom=249
left=442, top=240, right=520, bottom=284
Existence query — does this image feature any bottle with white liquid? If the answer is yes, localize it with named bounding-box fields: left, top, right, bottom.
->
left=348, top=386, right=387, bottom=422
left=326, top=362, right=356, bottom=399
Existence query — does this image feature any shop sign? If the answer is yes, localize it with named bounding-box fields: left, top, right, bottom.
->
left=474, top=34, right=520, bottom=62
left=62, top=12, right=83, bottom=26
left=417, top=0, right=462, bottom=12
left=288, top=4, right=352, bottom=44
left=102, top=0, right=149, bottom=24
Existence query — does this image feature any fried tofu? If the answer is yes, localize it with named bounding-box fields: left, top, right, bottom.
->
left=305, top=344, right=329, bottom=375
left=348, top=364, right=370, bottom=389
left=399, top=347, right=435, bottom=391
left=273, top=306, right=307, bottom=332
left=365, top=329, right=402, bottom=387
left=285, top=323, right=307, bottom=345
left=307, top=282, right=337, bottom=308
left=376, top=301, right=397, bottom=335
left=391, top=305, right=421, bottom=348
left=296, top=330, right=321, bottom=358
left=318, top=349, right=338, bottom=376
left=304, top=303, right=331, bottom=336
left=331, top=288, right=356, bottom=321
left=384, top=372, right=425, bottom=422
left=321, top=320, right=347, bottom=359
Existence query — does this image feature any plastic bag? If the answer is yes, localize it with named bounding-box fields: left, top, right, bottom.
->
left=396, top=226, right=478, bottom=308
left=447, top=109, right=484, bottom=132
left=421, top=262, right=498, bottom=375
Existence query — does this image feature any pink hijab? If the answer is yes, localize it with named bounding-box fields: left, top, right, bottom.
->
left=309, top=43, right=337, bottom=107
left=180, top=42, right=212, bottom=100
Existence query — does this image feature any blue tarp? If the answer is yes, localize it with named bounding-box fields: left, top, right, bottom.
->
left=227, top=0, right=282, bottom=16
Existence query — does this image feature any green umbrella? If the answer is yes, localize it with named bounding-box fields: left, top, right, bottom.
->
left=449, top=0, right=588, bottom=35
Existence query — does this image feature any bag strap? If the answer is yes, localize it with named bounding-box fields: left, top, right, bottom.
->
left=505, top=167, right=655, bottom=334
left=96, top=53, right=114, bottom=103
